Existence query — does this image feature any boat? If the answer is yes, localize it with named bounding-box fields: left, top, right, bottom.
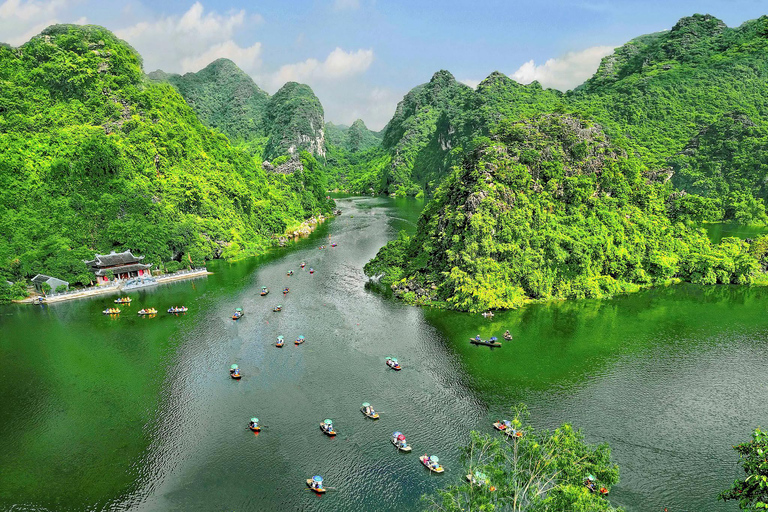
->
left=114, top=297, right=132, bottom=304
left=273, top=304, right=283, bottom=312
left=320, top=419, right=337, bottom=436
left=168, top=306, right=188, bottom=314
left=260, top=287, right=269, bottom=296
left=420, top=455, right=444, bottom=473
left=481, top=311, right=494, bottom=318
left=301, top=262, right=306, bottom=269
left=232, top=308, right=244, bottom=320
left=287, top=270, right=294, bottom=276
left=276, top=336, right=284, bottom=347
left=248, top=417, right=261, bottom=432
left=361, top=402, right=379, bottom=419
left=307, top=476, right=326, bottom=494
left=283, top=287, right=289, bottom=295
left=295, top=335, right=305, bottom=345
left=309, top=268, right=315, bottom=274
left=231, top=369, right=242, bottom=380
left=391, top=432, right=411, bottom=452
left=386, top=357, right=402, bottom=370
left=137, top=308, right=157, bottom=315
left=103, top=308, right=121, bottom=315
left=469, top=337, right=502, bottom=348
left=493, top=420, right=512, bottom=432
left=503, top=330, right=513, bottom=341
left=504, top=428, right=524, bottom=439
left=331, top=243, right=337, bottom=247
left=122, top=276, right=158, bottom=291
left=319, top=246, right=324, bottom=250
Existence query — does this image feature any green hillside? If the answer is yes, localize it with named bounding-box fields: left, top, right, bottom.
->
left=262, top=81, right=326, bottom=161
left=0, top=24, right=332, bottom=288
left=147, top=58, right=269, bottom=143
left=365, top=114, right=758, bottom=312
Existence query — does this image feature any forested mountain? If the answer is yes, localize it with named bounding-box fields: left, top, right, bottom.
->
left=147, top=58, right=269, bottom=143
left=355, top=14, right=768, bottom=225
left=0, top=24, right=333, bottom=287
left=326, top=119, right=381, bottom=153
left=573, top=14, right=768, bottom=223
left=149, top=61, right=329, bottom=162
left=364, top=114, right=759, bottom=312
left=262, top=81, right=326, bottom=161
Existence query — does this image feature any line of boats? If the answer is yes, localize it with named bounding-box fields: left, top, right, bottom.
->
left=102, top=304, right=187, bottom=315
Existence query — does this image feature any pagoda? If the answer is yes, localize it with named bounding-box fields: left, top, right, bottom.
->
left=85, top=250, right=152, bottom=284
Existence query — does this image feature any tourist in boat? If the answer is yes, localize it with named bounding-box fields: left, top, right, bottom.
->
left=504, top=330, right=513, bottom=340
left=585, top=475, right=597, bottom=492
left=310, top=475, right=324, bottom=491
left=475, top=334, right=481, bottom=341
left=249, top=418, right=259, bottom=430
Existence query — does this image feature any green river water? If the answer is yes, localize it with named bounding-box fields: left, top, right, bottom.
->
left=1, top=196, right=766, bottom=511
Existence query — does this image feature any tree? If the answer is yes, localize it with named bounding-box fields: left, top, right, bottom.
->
left=40, top=282, right=51, bottom=296
left=424, top=405, right=621, bottom=512
left=719, top=428, right=768, bottom=510
left=55, top=284, right=67, bottom=294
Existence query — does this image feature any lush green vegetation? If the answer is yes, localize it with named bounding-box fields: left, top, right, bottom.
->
left=572, top=14, right=768, bottom=223
left=263, top=81, right=327, bottom=161
left=365, top=114, right=759, bottom=312
left=0, top=25, right=333, bottom=295
left=344, top=15, right=768, bottom=226
left=425, top=406, right=621, bottom=511
left=147, top=59, right=269, bottom=144
left=719, top=428, right=768, bottom=510
left=326, top=119, right=381, bottom=154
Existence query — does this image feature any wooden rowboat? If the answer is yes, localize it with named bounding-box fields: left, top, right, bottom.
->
left=361, top=407, right=380, bottom=419
left=306, top=479, right=326, bottom=493
left=249, top=424, right=261, bottom=432
left=276, top=336, right=284, bottom=347
left=469, top=338, right=502, bottom=348
left=391, top=438, right=412, bottom=452
left=420, top=455, right=444, bottom=473
left=320, top=423, right=337, bottom=436
left=492, top=421, right=509, bottom=431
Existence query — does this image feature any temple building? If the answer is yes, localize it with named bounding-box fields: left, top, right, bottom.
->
left=85, top=250, right=152, bottom=284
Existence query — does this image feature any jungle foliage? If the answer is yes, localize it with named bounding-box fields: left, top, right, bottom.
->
left=345, top=15, right=768, bottom=226
left=147, top=58, right=270, bottom=144
left=719, top=428, right=768, bottom=510
left=424, top=405, right=621, bottom=512
left=365, top=114, right=761, bottom=312
left=0, top=25, right=333, bottom=292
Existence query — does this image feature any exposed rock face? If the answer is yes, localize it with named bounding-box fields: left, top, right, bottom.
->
left=262, top=157, right=304, bottom=174
left=263, top=82, right=326, bottom=160
left=149, top=61, right=328, bottom=162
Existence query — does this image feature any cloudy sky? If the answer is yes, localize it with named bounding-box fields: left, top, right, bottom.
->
left=1, top=0, right=765, bottom=130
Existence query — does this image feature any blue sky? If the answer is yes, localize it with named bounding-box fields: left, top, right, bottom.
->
left=1, top=0, right=766, bottom=129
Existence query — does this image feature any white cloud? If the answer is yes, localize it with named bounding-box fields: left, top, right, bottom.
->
left=459, top=78, right=479, bottom=89
left=0, top=0, right=75, bottom=46
left=321, top=85, right=399, bottom=131
left=333, top=0, right=360, bottom=10
left=264, top=47, right=374, bottom=90
left=115, top=2, right=263, bottom=74
left=510, top=45, right=615, bottom=91
left=181, top=40, right=262, bottom=75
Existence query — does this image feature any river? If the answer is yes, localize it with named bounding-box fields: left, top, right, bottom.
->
left=1, top=196, right=765, bottom=511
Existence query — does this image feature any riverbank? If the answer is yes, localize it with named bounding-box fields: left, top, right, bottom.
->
left=16, top=268, right=211, bottom=304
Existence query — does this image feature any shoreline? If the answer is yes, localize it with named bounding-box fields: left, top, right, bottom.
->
left=15, top=268, right=212, bottom=305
